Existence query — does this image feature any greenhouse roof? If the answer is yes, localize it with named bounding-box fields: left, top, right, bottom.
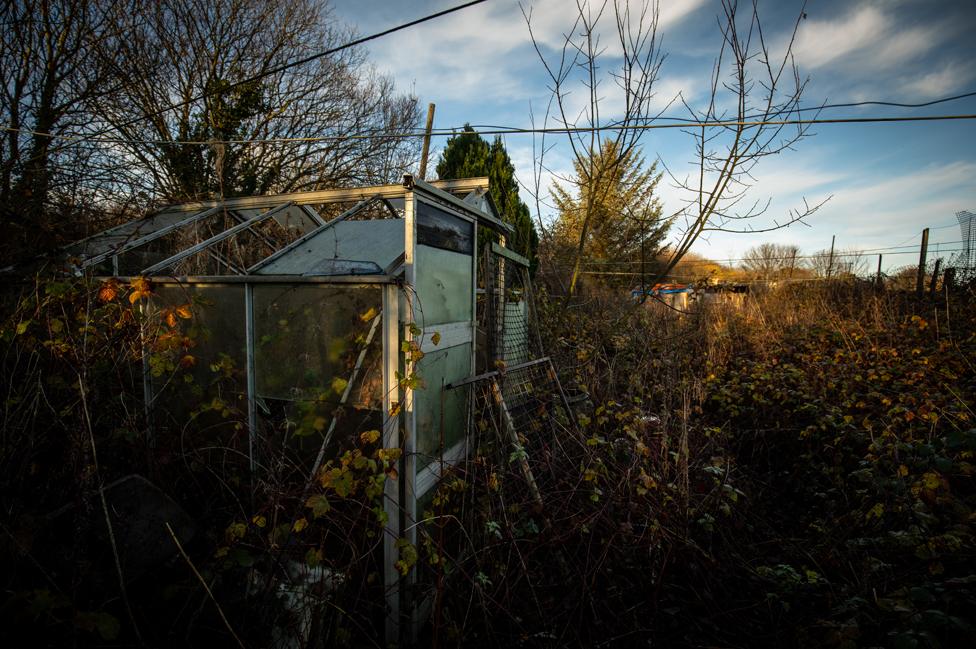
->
left=64, top=175, right=509, bottom=279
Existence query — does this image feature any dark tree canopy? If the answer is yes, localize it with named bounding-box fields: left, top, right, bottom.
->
left=0, top=0, right=421, bottom=260
left=435, top=126, right=538, bottom=269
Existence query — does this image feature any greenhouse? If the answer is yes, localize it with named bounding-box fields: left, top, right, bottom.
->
left=63, top=174, right=544, bottom=642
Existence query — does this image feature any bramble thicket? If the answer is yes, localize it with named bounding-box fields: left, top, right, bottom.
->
left=1, top=274, right=974, bottom=647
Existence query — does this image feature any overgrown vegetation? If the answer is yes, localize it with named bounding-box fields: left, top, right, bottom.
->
left=2, top=273, right=974, bottom=649
left=422, top=281, right=976, bottom=648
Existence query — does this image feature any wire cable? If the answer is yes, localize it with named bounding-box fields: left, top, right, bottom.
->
left=0, top=0, right=489, bottom=148
left=6, top=113, right=976, bottom=146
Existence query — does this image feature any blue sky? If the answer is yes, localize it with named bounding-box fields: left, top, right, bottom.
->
left=332, top=0, right=976, bottom=270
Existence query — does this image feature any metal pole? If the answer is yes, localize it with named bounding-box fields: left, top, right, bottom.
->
left=418, top=103, right=436, bottom=180
left=916, top=227, right=929, bottom=296
left=244, top=282, right=257, bottom=474
left=381, top=284, right=401, bottom=647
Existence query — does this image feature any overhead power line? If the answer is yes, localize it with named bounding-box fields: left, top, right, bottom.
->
left=572, top=244, right=967, bottom=268
left=0, top=0, right=489, bottom=148
left=6, top=113, right=976, bottom=147
left=110, top=0, right=489, bottom=133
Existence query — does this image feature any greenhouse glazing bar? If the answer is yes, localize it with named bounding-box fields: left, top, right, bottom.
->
left=140, top=202, right=294, bottom=274
left=80, top=206, right=224, bottom=269
left=246, top=197, right=380, bottom=273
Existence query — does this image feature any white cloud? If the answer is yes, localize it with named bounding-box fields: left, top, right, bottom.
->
left=900, top=60, right=975, bottom=99
left=789, top=5, right=936, bottom=73
left=791, top=6, right=889, bottom=69
left=363, top=0, right=707, bottom=104
left=820, top=161, right=976, bottom=239
left=659, top=149, right=976, bottom=268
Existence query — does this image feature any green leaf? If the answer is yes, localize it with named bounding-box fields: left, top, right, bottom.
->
left=306, top=494, right=332, bottom=518
left=74, top=611, right=120, bottom=641
left=306, top=548, right=323, bottom=568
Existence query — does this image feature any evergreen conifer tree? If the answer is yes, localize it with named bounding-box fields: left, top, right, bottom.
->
left=436, top=126, right=538, bottom=270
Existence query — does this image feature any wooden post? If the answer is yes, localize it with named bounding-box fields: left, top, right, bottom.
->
left=826, top=235, right=835, bottom=279
left=929, top=258, right=942, bottom=296
left=418, top=102, right=436, bottom=180
left=876, top=254, right=883, bottom=289
left=944, top=267, right=956, bottom=293
left=915, top=227, right=929, bottom=296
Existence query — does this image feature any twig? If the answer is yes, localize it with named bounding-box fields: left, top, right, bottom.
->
left=165, top=521, right=246, bottom=649
left=78, top=374, right=145, bottom=645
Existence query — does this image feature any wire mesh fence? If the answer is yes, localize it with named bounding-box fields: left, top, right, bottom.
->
left=477, top=244, right=544, bottom=369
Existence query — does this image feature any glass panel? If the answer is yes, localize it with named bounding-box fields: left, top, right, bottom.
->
left=415, top=245, right=473, bottom=327
left=115, top=210, right=233, bottom=274
left=147, top=284, right=248, bottom=447
left=416, top=200, right=474, bottom=254
left=66, top=209, right=201, bottom=262
left=257, top=219, right=404, bottom=275
left=253, top=285, right=384, bottom=473
left=414, top=343, right=472, bottom=469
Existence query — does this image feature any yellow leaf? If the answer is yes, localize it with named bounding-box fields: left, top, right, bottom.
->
left=251, top=515, right=267, bottom=528
left=377, top=447, right=402, bottom=463
left=313, top=416, right=327, bottom=431
left=430, top=331, right=441, bottom=346
left=488, top=473, right=499, bottom=491
left=360, top=429, right=381, bottom=445
left=331, top=377, right=348, bottom=394
left=225, top=522, right=246, bottom=542
left=293, top=518, right=308, bottom=533
left=897, top=464, right=909, bottom=477
left=360, top=307, right=379, bottom=322
left=176, top=304, right=192, bottom=319
left=128, top=277, right=152, bottom=303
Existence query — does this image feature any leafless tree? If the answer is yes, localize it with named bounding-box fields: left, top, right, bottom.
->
left=523, top=0, right=667, bottom=300
left=0, top=0, right=121, bottom=251
left=523, top=0, right=826, bottom=302
left=656, top=0, right=826, bottom=283
left=91, top=0, right=421, bottom=203
left=808, top=246, right=868, bottom=278
left=741, top=242, right=800, bottom=279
